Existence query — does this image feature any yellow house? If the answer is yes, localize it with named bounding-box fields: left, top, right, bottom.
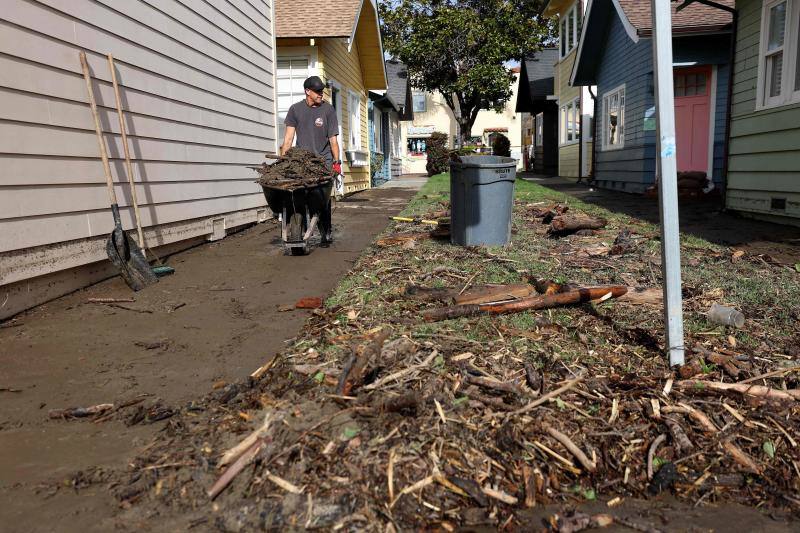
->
left=543, top=0, right=594, bottom=179
left=470, top=66, right=524, bottom=170
left=400, top=91, right=457, bottom=174
left=275, top=0, right=387, bottom=192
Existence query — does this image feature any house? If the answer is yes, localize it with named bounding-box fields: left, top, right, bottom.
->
left=725, top=0, right=800, bottom=225
left=572, top=0, right=734, bottom=193
left=543, top=0, right=594, bottom=179
left=275, top=0, right=386, bottom=194
left=470, top=66, right=525, bottom=170
left=368, top=60, right=414, bottom=185
left=0, top=0, right=279, bottom=320
left=400, top=91, right=458, bottom=174
left=516, top=48, right=560, bottom=175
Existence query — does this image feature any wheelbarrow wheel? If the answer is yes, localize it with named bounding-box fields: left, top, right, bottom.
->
left=287, top=213, right=307, bottom=255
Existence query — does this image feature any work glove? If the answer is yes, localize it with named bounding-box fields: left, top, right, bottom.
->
left=332, top=160, right=342, bottom=175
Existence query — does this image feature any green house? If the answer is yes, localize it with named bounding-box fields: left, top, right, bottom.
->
left=728, top=0, right=800, bottom=225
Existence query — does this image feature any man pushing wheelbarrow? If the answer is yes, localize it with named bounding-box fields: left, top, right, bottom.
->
left=277, top=75, right=341, bottom=249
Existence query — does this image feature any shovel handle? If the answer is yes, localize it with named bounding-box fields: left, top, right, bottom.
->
left=107, top=53, right=145, bottom=248
left=79, top=51, right=118, bottom=207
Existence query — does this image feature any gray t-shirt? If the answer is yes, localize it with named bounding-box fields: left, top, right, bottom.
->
left=284, top=101, right=339, bottom=166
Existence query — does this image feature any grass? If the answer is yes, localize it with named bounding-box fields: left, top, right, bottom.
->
left=324, top=172, right=800, bottom=364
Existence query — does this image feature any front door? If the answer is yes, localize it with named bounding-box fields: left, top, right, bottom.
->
left=673, top=66, right=712, bottom=173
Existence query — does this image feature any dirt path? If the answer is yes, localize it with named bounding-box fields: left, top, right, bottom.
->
left=0, top=183, right=419, bottom=532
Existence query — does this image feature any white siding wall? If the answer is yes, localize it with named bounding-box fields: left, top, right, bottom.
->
left=0, top=0, right=277, bottom=318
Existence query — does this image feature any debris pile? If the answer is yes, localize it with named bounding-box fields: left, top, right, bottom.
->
left=70, top=195, right=800, bottom=529
left=255, top=148, right=332, bottom=191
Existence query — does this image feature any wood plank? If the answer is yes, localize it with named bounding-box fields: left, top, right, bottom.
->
left=32, top=0, right=274, bottom=95
left=0, top=88, right=273, bottom=150
left=0, top=156, right=264, bottom=186
left=0, top=179, right=263, bottom=219
left=0, top=121, right=266, bottom=164
left=0, top=20, right=273, bottom=114
left=0, top=193, right=266, bottom=252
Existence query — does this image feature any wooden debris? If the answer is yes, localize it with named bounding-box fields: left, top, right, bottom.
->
left=423, top=286, right=628, bottom=322
left=544, top=424, right=596, bottom=472
left=676, top=379, right=800, bottom=402
left=336, top=331, right=390, bottom=396
left=454, top=283, right=535, bottom=305
left=49, top=403, right=114, bottom=419
left=548, top=214, right=608, bottom=236
left=617, top=287, right=663, bottom=305
left=255, top=148, right=331, bottom=191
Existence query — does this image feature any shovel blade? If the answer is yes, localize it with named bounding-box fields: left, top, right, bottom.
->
left=106, top=227, right=158, bottom=291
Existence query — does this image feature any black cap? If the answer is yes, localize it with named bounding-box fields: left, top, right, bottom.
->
left=303, top=76, right=326, bottom=92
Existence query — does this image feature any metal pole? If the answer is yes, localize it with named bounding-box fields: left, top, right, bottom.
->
left=650, top=0, right=685, bottom=366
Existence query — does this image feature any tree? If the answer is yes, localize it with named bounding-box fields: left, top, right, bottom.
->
left=380, top=0, right=552, bottom=146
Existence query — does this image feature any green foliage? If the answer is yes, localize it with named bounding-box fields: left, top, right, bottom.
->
left=425, top=132, right=450, bottom=176
left=491, top=133, right=511, bottom=157
left=380, top=0, right=553, bottom=143
left=370, top=151, right=385, bottom=178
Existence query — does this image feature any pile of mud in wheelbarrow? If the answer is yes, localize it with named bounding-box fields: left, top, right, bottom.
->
left=255, top=148, right=335, bottom=255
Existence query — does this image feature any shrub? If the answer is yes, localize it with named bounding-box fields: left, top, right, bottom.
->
left=492, top=134, right=511, bottom=157
left=370, top=151, right=385, bottom=179
left=425, top=132, right=450, bottom=176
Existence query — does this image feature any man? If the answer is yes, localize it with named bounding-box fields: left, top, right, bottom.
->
left=280, top=76, right=341, bottom=245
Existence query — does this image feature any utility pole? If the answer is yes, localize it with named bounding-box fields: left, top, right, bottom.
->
left=651, top=0, right=685, bottom=367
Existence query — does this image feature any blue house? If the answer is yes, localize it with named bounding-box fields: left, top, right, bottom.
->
left=572, top=0, right=734, bottom=193
left=369, top=60, right=414, bottom=186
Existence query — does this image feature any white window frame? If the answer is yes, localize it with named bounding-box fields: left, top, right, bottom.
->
left=276, top=54, right=313, bottom=146
left=601, top=84, right=626, bottom=151
left=535, top=112, right=544, bottom=146
left=757, top=0, right=800, bottom=110
left=373, top=107, right=384, bottom=153
left=558, top=2, right=580, bottom=59
left=412, top=92, right=427, bottom=113
left=348, top=90, right=363, bottom=150
left=559, top=97, right=580, bottom=146
left=327, top=79, right=344, bottom=145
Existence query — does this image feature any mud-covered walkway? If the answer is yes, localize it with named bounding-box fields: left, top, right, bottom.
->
left=0, top=181, right=421, bottom=532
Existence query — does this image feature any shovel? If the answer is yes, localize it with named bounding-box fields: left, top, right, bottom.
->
left=79, top=51, right=157, bottom=291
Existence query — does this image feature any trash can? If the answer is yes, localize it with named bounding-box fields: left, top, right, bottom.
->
left=449, top=156, right=517, bottom=246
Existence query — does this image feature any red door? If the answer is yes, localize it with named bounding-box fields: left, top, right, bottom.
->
left=673, top=66, right=712, bottom=173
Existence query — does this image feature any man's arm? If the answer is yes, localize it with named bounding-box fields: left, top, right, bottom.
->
left=329, top=136, right=340, bottom=162
left=280, top=126, right=296, bottom=155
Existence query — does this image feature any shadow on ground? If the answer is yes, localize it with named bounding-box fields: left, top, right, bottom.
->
left=523, top=173, right=800, bottom=265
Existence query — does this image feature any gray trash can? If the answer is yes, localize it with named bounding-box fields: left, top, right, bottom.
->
left=449, top=156, right=517, bottom=246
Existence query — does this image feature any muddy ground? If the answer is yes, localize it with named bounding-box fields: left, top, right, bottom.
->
left=0, top=184, right=417, bottom=532
left=2, top=175, right=799, bottom=532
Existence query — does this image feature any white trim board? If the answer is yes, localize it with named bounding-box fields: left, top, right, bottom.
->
left=707, top=65, right=717, bottom=179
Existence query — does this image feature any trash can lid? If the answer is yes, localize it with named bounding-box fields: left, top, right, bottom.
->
left=450, top=155, right=517, bottom=169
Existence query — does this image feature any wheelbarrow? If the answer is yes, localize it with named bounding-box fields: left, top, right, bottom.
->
left=262, top=179, right=333, bottom=255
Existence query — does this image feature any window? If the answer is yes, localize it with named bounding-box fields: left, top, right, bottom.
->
left=559, top=98, right=579, bottom=145
left=373, top=108, right=383, bottom=153
left=535, top=112, right=544, bottom=146
left=412, top=92, right=426, bottom=113
left=559, top=2, right=580, bottom=59
left=277, top=58, right=310, bottom=143
left=674, top=71, right=708, bottom=97
left=349, top=91, right=362, bottom=150
left=758, top=0, right=800, bottom=108
left=328, top=80, right=344, bottom=142
left=601, top=85, right=625, bottom=151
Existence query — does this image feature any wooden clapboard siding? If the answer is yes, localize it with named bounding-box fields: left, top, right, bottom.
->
left=0, top=0, right=277, bottom=316
left=726, top=0, right=800, bottom=224
left=318, top=37, right=370, bottom=192
left=555, top=47, right=582, bottom=178
left=589, top=9, right=731, bottom=193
